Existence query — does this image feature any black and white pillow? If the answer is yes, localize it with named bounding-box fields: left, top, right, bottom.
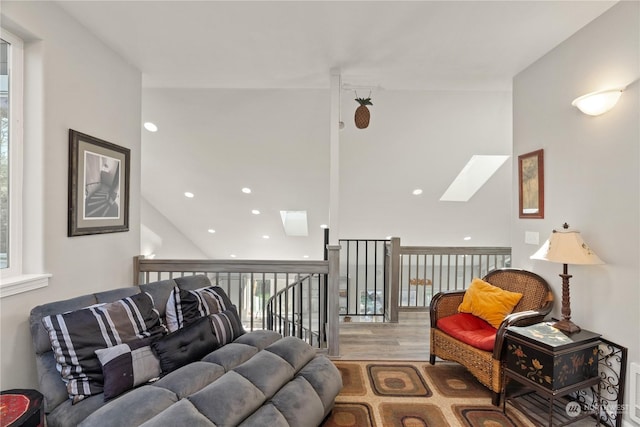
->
left=95, top=338, right=161, bottom=400
left=42, top=292, right=166, bottom=403
left=165, top=286, right=233, bottom=332
left=209, top=306, right=245, bottom=346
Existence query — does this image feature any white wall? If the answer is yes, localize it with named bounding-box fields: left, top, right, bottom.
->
left=141, top=197, right=208, bottom=259
left=0, top=2, right=142, bottom=389
left=512, top=2, right=639, bottom=421
left=340, top=90, right=513, bottom=246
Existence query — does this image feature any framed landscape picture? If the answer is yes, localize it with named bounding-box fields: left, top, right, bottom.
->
left=518, top=149, right=544, bottom=219
left=68, top=129, right=130, bottom=236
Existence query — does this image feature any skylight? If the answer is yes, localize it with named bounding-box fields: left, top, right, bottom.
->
left=143, top=122, right=158, bottom=132
left=440, top=155, right=509, bottom=202
left=280, top=211, right=309, bottom=237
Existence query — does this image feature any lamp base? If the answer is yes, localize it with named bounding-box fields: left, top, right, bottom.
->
left=549, top=318, right=581, bottom=334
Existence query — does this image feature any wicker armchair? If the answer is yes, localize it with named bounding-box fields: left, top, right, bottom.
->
left=429, top=268, right=553, bottom=405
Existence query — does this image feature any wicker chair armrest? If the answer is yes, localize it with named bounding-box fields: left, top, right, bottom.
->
left=492, top=300, right=554, bottom=360
left=505, top=299, right=553, bottom=326
left=430, top=290, right=465, bottom=327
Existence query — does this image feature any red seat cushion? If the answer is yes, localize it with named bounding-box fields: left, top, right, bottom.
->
left=437, top=313, right=497, bottom=351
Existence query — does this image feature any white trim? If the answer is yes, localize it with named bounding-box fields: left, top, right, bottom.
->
left=630, top=362, right=640, bottom=424
left=0, top=28, right=24, bottom=280
left=0, top=273, right=51, bottom=298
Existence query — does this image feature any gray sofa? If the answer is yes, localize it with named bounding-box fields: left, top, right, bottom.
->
left=30, top=275, right=342, bottom=427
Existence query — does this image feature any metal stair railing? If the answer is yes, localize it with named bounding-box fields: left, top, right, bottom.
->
left=265, top=274, right=326, bottom=348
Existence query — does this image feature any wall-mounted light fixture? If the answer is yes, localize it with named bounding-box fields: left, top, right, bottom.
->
left=571, top=88, right=625, bottom=116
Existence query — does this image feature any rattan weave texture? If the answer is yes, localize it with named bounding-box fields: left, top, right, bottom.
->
left=429, top=268, right=553, bottom=400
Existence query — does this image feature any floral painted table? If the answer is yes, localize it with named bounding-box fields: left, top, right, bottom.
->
left=502, top=322, right=601, bottom=426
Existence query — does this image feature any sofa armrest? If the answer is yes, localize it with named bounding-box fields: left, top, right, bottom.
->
left=492, top=299, right=553, bottom=360
left=430, top=290, right=465, bottom=327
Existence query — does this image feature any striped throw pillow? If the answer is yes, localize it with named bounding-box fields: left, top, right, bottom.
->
left=209, top=306, right=245, bottom=346
left=165, top=286, right=234, bottom=332
left=42, top=292, right=166, bottom=403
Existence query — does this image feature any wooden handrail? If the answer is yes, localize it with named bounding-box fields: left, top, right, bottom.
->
left=399, top=246, right=511, bottom=255
left=134, top=256, right=329, bottom=285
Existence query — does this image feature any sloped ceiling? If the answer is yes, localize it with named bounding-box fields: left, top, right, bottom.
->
left=56, top=1, right=616, bottom=259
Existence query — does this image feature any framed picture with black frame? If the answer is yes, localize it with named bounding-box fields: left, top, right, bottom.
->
left=68, top=129, right=130, bottom=236
left=518, top=149, right=544, bottom=219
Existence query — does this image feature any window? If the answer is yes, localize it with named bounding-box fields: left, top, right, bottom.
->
left=0, top=39, right=7, bottom=268
left=1, top=29, right=24, bottom=279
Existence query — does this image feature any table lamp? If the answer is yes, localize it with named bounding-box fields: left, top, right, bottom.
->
left=530, top=223, right=604, bottom=333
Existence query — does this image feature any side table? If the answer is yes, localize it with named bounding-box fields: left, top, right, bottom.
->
left=501, top=322, right=601, bottom=426
left=0, top=389, right=44, bottom=427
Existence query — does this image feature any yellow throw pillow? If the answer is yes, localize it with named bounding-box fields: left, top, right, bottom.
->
left=458, top=278, right=523, bottom=329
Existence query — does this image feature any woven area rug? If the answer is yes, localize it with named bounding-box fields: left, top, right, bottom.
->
left=322, top=360, right=535, bottom=427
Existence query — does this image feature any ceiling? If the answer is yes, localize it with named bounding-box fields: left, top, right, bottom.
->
left=55, top=1, right=617, bottom=260
left=56, top=1, right=616, bottom=91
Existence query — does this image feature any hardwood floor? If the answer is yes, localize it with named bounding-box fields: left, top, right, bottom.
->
left=335, top=311, right=431, bottom=360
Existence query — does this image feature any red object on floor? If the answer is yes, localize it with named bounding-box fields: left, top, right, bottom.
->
left=0, top=390, right=43, bottom=427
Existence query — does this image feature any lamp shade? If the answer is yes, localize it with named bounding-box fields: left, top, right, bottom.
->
left=530, top=228, right=604, bottom=265
left=571, top=88, right=624, bottom=116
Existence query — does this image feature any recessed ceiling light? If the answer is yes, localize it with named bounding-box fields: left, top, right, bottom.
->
left=303, top=255, right=309, bottom=259
left=242, top=187, right=252, bottom=194
left=143, top=122, right=158, bottom=132
left=208, top=229, right=216, bottom=234
left=184, top=192, right=194, bottom=198
left=386, top=236, right=393, bottom=240
left=252, top=209, right=260, bottom=215
left=464, top=236, right=472, bottom=241
left=320, top=224, right=329, bottom=229
left=412, top=189, right=423, bottom=195
left=230, top=254, right=236, bottom=258
left=262, top=235, right=270, bottom=239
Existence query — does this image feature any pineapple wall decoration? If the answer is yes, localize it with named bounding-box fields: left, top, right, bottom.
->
left=354, top=95, right=373, bottom=129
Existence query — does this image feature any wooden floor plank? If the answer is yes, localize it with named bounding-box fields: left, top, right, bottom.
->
left=336, top=311, right=431, bottom=360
